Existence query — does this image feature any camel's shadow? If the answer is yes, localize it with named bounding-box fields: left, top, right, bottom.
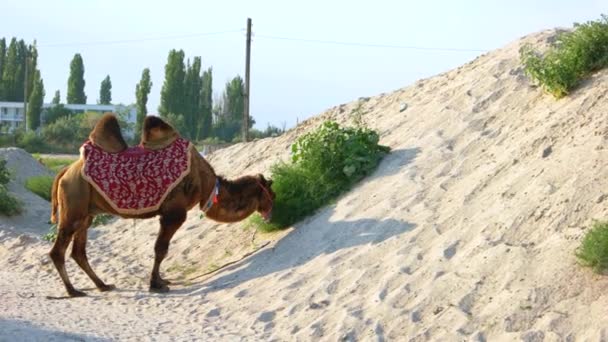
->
left=167, top=211, right=416, bottom=296
left=164, top=147, right=421, bottom=295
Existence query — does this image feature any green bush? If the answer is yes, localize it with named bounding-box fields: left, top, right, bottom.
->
left=576, top=221, right=608, bottom=273
left=0, top=158, right=22, bottom=216
left=520, top=15, right=608, bottom=98
left=17, top=131, right=48, bottom=153
left=25, top=175, right=54, bottom=201
left=252, top=121, right=389, bottom=230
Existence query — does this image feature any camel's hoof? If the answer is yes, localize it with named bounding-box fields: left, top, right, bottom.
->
left=149, top=284, right=170, bottom=293
left=98, top=284, right=116, bottom=292
left=159, top=278, right=172, bottom=285
left=68, top=289, right=87, bottom=297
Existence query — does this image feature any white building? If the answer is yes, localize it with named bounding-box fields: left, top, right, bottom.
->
left=0, top=101, right=136, bottom=133
left=0, top=102, right=25, bottom=132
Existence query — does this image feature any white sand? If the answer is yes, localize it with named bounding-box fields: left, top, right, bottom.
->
left=2, top=29, right=608, bottom=340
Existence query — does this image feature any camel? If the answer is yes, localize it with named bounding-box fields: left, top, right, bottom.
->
left=49, top=114, right=275, bottom=297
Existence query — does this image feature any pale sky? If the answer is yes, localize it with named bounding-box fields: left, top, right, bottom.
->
left=3, top=0, right=605, bottom=129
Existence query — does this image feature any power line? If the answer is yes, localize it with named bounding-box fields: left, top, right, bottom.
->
left=38, top=29, right=244, bottom=48
left=255, top=34, right=489, bottom=53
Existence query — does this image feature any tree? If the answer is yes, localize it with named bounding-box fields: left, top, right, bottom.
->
left=26, top=43, right=38, bottom=101
left=135, top=68, right=152, bottom=136
left=67, top=53, right=86, bottom=104
left=198, top=67, right=213, bottom=140
left=183, top=57, right=201, bottom=139
left=52, top=90, right=60, bottom=104
left=26, top=69, right=44, bottom=131
left=159, top=49, right=185, bottom=118
left=1, top=38, right=19, bottom=101
left=213, top=75, right=253, bottom=142
left=0, top=38, right=5, bottom=97
left=26, top=70, right=45, bottom=131
left=43, top=104, right=72, bottom=126
left=99, top=75, right=112, bottom=104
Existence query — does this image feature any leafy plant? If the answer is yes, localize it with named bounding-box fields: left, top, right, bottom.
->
left=25, top=175, right=54, bottom=201
left=520, top=14, right=608, bottom=98
left=92, top=214, right=114, bottom=226
left=43, top=214, right=114, bottom=242
left=576, top=221, right=608, bottom=273
left=43, top=224, right=58, bottom=242
left=250, top=121, right=389, bottom=230
left=0, top=158, right=22, bottom=216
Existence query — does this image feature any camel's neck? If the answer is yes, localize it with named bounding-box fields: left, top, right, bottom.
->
left=203, top=177, right=259, bottom=223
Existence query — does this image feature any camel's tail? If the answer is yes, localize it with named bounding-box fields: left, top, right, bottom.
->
left=50, top=167, right=68, bottom=224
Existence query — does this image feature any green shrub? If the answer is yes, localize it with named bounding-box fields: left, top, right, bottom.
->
left=0, top=186, right=22, bottom=216
left=251, top=121, right=389, bottom=230
left=17, top=131, right=48, bottom=153
left=0, top=159, right=10, bottom=185
left=25, top=175, right=54, bottom=201
left=576, top=221, right=608, bottom=273
left=0, top=158, right=22, bottom=216
left=520, top=14, right=608, bottom=98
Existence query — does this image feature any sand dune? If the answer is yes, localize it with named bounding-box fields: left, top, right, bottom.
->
left=2, top=29, right=608, bottom=340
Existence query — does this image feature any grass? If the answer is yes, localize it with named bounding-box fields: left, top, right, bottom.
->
left=248, top=120, right=389, bottom=232
left=576, top=221, right=608, bottom=273
left=520, top=14, right=608, bottom=98
left=25, top=175, right=54, bottom=201
left=32, top=154, right=77, bottom=173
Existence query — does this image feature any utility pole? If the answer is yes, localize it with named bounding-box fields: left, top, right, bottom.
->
left=23, top=56, right=29, bottom=132
left=243, top=17, right=252, bottom=142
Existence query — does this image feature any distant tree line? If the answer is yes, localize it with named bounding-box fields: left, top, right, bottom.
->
left=0, top=37, right=284, bottom=150
left=0, top=37, right=44, bottom=132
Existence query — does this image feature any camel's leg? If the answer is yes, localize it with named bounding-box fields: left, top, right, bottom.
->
left=49, top=220, right=85, bottom=297
left=150, top=209, right=187, bottom=292
left=71, top=216, right=115, bottom=292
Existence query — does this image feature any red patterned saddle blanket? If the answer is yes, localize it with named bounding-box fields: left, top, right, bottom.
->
left=80, top=138, right=192, bottom=214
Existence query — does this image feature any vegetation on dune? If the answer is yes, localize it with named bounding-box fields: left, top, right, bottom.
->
left=0, top=158, right=22, bottom=216
left=576, top=221, right=608, bottom=273
left=521, top=14, right=608, bottom=98
left=25, top=175, right=54, bottom=201
left=251, top=110, right=389, bottom=232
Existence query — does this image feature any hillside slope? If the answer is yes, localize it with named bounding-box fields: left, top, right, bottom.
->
left=2, top=29, right=608, bottom=340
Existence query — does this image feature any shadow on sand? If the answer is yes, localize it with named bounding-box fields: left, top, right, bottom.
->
left=174, top=211, right=416, bottom=295
left=0, top=318, right=109, bottom=342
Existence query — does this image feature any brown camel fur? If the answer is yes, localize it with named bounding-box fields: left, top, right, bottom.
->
left=49, top=114, right=275, bottom=297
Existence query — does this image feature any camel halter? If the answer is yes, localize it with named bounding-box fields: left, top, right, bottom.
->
left=202, top=178, right=220, bottom=212
left=256, top=179, right=273, bottom=220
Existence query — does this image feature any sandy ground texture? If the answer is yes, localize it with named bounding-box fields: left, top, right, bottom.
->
left=3, top=29, right=608, bottom=341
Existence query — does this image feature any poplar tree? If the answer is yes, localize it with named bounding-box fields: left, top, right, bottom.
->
left=99, top=75, right=112, bottom=104
left=199, top=67, right=213, bottom=140
left=67, top=53, right=86, bottom=104
left=135, top=68, right=152, bottom=135
left=159, top=49, right=185, bottom=119
left=52, top=90, right=60, bottom=104
left=26, top=69, right=44, bottom=131
left=184, top=57, right=201, bottom=139
left=1, top=38, right=19, bottom=101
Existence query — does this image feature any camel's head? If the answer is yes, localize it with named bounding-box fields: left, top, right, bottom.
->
left=255, top=174, right=275, bottom=221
